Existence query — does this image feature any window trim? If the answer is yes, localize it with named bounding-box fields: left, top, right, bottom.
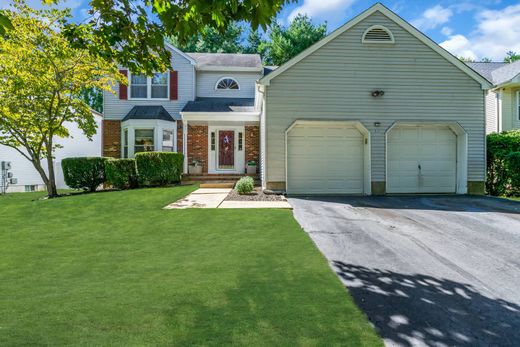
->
left=362, top=25, right=395, bottom=44
left=517, top=90, right=520, bottom=120
left=214, top=77, right=240, bottom=91
left=128, top=71, right=170, bottom=100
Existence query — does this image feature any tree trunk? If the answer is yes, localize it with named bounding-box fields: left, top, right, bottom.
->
left=45, top=143, right=58, bottom=198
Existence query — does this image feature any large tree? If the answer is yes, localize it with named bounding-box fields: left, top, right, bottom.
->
left=0, top=2, right=121, bottom=197
left=504, top=51, right=520, bottom=63
left=262, top=14, right=327, bottom=66
left=169, top=22, right=244, bottom=53
left=61, top=0, right=294, bottom=74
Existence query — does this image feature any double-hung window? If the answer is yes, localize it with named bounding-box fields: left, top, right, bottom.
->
left=162, top=129, right=174, bottom=152
left=130, top=72, right=168, bottom=99
left=135, top=129, right=155, bottom=154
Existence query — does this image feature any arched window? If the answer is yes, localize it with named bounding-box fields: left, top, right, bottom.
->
left=215, top=77, right=240, bottom=90
left=362, top=25, right=395, bottom=44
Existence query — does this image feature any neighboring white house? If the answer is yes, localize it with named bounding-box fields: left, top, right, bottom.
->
left=466, top=61, right=520, bottom=133
left=0, top=110, right=103, bottom=193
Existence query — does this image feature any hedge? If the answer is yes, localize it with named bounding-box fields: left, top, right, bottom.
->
left=62, top=157, right=108, bottom=192
left=135, top=152, right=184, bottom=186
left=487, top=130, right=520, bottom=196
left=105, top=159, right=138, bottom=190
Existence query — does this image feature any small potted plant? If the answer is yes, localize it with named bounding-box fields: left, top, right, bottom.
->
left=246, top=160, right=257, bottom=174
left=188, top=159, right=203, bottom=175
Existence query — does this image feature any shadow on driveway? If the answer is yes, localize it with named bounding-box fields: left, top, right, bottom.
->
left=289, top=195, right=520, bottom=214
left=334, top=262, right=520, bottom=346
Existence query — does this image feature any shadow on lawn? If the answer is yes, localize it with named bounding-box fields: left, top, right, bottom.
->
left=333, top=262, right=520, bottom=347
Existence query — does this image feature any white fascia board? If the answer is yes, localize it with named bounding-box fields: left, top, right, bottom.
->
left=180, top=112, right=260, bottom=123
left=164, top=42, right=197, bottom=65
left=258, top=3, right=492, bottom=90
left=195, top=66, right=263, bottom=73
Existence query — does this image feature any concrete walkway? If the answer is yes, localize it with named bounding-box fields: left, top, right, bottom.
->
left=164, top=188, right=292, bottom=209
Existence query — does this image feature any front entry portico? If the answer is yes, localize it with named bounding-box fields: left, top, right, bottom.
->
left=180, top=98, right=260, bottom=175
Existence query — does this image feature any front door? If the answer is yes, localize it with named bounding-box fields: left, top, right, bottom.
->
left=218, top=130, right=235, bottom=170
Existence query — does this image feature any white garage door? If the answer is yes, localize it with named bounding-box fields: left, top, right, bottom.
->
left=287, top=123, right=365, bottom=194
left=387, top=125, right=457, bottom=193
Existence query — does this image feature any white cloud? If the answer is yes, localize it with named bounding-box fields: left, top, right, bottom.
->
left=440, top=34, right=477, bottom=60
left=440, top=4, right=520, bottom=61
left=288, top=0, right=356, bottom=22
left=411, top=5, right=453, bottom=31
left=441, top=26, right=453, bottom=36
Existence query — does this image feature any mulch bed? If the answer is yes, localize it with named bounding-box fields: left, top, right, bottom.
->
left=225, top=187, right=285, bottom=201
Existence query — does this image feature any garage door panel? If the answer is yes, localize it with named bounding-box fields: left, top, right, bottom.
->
left=287, top=124, right=365, bottom=194
left=387, top=126, right=456, bottom=193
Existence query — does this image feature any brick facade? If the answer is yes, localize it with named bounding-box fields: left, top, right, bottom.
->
left=245, top=125, right=260, bottom=168
left=177, top=120, right=183, bottom=155
left=102, top=120, right=121, bottom=158
left=187, top=125, right=208, bottom=173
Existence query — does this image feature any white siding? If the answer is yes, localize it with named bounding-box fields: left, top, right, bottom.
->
left=196, top=71, right=261, bottom=98
left=501, top=87, right=520, bottom=131
left=264, top=11, right=486, bottom=185
left=1, top=115, right=102, bottom=192
left=485, top=91, right=499, bottom=134
left=103, top=48, right=195, bottom=120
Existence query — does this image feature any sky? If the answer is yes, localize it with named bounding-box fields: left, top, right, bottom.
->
left=3, top=0, right=520, bottom=62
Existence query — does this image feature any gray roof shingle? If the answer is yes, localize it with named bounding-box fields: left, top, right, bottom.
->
left=466, top=62, right=507, bottom=82
left=181, top=98, right=255, bottom=113
left=186, top=53, right=262, bottom=70
left=491, top=60, right=520, bottom=85
left=122, top=106, right=178, bottom=122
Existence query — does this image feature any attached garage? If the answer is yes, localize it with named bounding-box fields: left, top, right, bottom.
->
left=286, top=121, right=370, bottom=195
left=386, top=124, right=467, bottom=194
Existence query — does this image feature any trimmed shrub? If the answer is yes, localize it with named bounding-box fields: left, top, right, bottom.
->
left=135, top=152, right=184, bottom=186
left=235, top=176, right=254, bottom=195
left=62, top=157, right=108, bottom=192
left=105, top=159, right=138, bottom=190
left=505, top=152, right=520, bottom=196
left=487, top=130, right=520, bottom=196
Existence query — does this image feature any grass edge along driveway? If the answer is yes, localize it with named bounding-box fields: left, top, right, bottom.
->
left=0, top=186, right=382, bottom=346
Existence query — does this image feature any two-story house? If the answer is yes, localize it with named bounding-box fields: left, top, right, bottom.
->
left=102, top=44, right=263, bottom=175
left=104, top=3, right=492, bottom=196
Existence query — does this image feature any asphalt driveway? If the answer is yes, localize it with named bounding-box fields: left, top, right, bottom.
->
left=290, top=195, right=520, bottom=347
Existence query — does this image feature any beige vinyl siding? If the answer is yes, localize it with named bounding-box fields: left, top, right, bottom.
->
left=265, top=11, right=486, bottom=184
left=103, top=49, right=195, bottom=120
left=485, top=91, right=499, bottom=133
left=196, top=71, right=261, bottom=98
left=501, top=87, right=520, bottom=131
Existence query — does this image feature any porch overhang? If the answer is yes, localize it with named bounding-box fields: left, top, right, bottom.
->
left=180, top=111, right=260, bottom=123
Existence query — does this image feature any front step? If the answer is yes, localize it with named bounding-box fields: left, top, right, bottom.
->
left=199, top=182, right=235, bottom=188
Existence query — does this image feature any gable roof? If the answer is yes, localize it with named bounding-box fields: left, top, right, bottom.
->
left=164, top=42, right=197, bottom=65
left=123, top=106, right=178, bottom=122
left=258, top=3, right=492, bottom=90
left=491, top=60, right=520, bottom=86
left=465, top=61, right=520, bottom=87
left=465, top=62, right=507, bottom=83
left=187, top=53, right=263, bottom=72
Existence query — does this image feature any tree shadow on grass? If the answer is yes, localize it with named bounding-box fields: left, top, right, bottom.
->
left=333, top=262, right=520, bottom=346
left=163, top=270, right=380, bottom=346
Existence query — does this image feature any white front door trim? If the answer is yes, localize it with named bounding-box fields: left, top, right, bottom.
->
left=208, top=125, right=245, bottom=174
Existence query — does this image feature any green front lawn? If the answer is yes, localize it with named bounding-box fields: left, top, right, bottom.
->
left=0, top=187, right=381, bottom=346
